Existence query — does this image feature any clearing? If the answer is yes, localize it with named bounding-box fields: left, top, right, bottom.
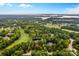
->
left=6, top=27, right=31, bottom=49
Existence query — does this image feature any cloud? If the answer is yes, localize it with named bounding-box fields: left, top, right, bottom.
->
left=0, top=3, right=5, bottom=6
left=0, top=3, right=13, bottom=7
left=65, top=4, right=79, bottom=14
left=19, top=4, right=32, bottom=8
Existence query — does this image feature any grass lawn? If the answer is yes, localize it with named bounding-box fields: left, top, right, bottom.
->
left=6, top=27, right=31, bottom=49
left=44, top=23, right=79, bottom=33
left=62, top=29, right=79, bottom=33
left=44, top=23, right=61, bottom=29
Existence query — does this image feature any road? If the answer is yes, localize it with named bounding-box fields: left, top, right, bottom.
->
left=68, top=38, right=77, bottom=56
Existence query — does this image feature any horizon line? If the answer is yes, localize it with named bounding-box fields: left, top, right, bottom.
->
left=0, top=14, right=79, bottom=15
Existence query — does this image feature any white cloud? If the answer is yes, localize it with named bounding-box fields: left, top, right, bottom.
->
left=0, top=3, right=5, bottom=6
left=0, top=3, right=13, bottom=7
left=19, top=4, right=32, bottom=8
left=0, top=0, right=79, bottom=3
left=65, top=4, right=79, bottom=14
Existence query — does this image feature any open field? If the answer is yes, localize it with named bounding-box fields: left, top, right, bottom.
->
left=62, top=29, right=79, bottom=33
left=44, top=23, right=79, bottom=33
left=44, top=23, right=61, bottom=28
left=6, top=27, right=31, bottom=49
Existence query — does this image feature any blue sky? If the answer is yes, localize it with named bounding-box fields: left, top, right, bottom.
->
left=0, top=3, right=79, bottom=14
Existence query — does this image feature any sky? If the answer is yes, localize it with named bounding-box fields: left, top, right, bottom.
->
left=0, top=3, right=79, bottom=14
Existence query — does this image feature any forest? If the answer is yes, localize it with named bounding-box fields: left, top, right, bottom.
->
left=0, top=16, right=79, bottom=56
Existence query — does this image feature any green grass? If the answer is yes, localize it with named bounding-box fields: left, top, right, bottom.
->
left=44, top=24, right=61, bottom=29
left=44, top=24, right=79, bottom=33
left=6, top=27, right=31, bottom=49
left=62, top=29, right=79, bottom=33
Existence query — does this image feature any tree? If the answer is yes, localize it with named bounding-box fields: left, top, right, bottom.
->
left=12, top=50, right=24, bottom=56
left=31, top=50, right=48, bottom=56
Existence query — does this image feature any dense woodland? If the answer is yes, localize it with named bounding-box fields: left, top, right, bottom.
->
left=0, top=17, right=79, bottom=56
